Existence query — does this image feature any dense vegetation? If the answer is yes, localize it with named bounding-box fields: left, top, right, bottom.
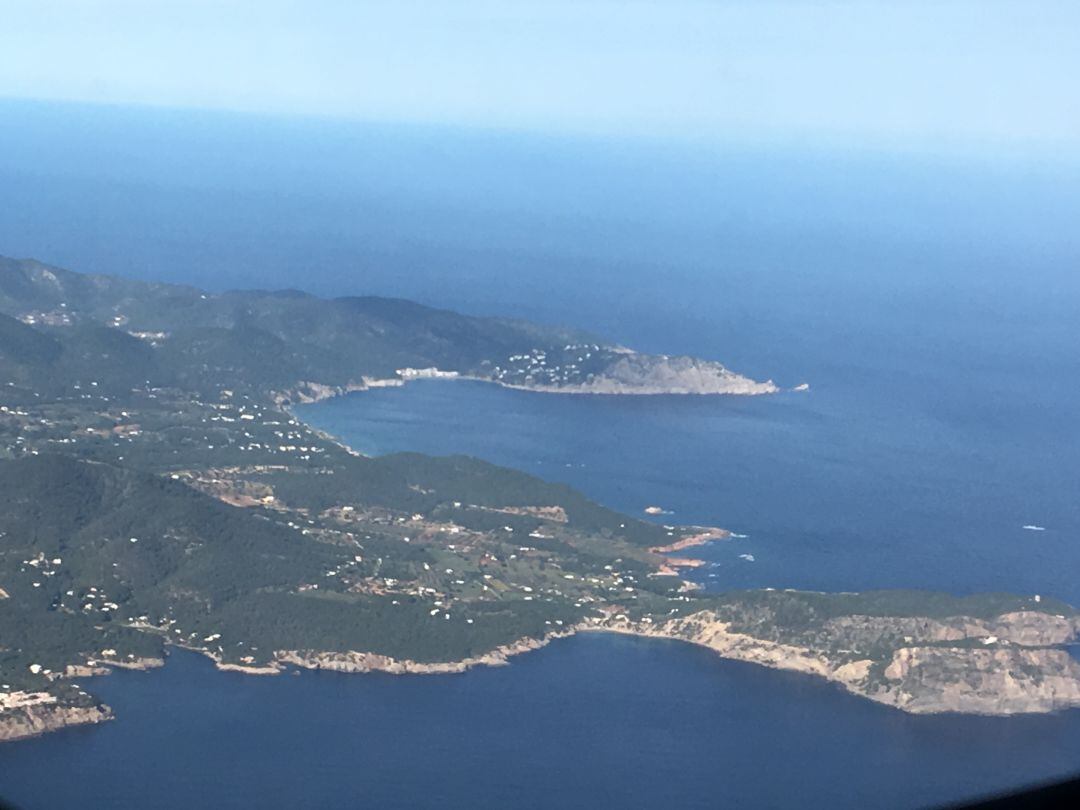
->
left=0, top=256, right=601, bottom=392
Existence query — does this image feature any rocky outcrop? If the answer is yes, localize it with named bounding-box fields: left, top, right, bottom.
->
left=6, top=604, right=1074, bottom=748
left=816, top=612, right=1080, bottom=652
left=0, top=702, right=113, bottom=743
left=649, top=527, right=730, bottom=554
left=213, top=660, right=283, bottom=675
left=593, top=609, right=1080, bottom=716
left=485, top=354, right=778, bottom=396
left=593, top=612, right=847, bottom=682
left=89, top=656, right=166, bottom=671
left=275, top=354, right=777, bottom=405
left=63, top=664, right=111, bottom=678
left=993, top=611, right=1080, bottom=646
left=272, top=378, right=402, bottom=406
left=877, top=646, right=1080, bottom=715
left=170, top=609, right=1080, bottom=717
left=274, top=631, right=573, bottom=675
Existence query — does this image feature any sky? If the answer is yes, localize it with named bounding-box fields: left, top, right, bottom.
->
left=1, top=1, right=1079, bottom=153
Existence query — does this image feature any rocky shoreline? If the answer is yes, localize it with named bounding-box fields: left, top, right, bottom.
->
left=466, top=353, right=778, bottom=396
left=87, top=656, right=167, bottom=672
left=590, top=610, right=1080, bottom=716
left=273, top=351, right=780, bottom=413
left=0, top=656, right=164, bottom=742
left=165, top=607, right=1080, bottom=719
left=649, top=527, right=730, bottom=554
left=474, top=377, right=778, bottom=396
left=5, top=608, right=1079, bottom=744
left=273, top=378, right=403, bottom=407
left=0, top=700, right=113, bottom=743
left=240, top=635, right=578, bottom=678
left=202, top=610, right=1080, bottom=716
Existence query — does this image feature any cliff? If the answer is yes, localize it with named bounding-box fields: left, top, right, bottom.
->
left=274, top=631, right=572, bottom=675
left=594, top=608, right=1080, bottom=716
left=209, top=605, right=1080, bottom=718
left=0, top=700, right=113, bottom=743
left=877, top=646, right=1080, bottom=715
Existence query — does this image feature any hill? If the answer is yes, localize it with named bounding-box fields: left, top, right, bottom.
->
left=0, top=255, right=776, bottom=395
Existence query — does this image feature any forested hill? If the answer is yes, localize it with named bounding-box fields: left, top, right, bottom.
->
left=0, top=255, right=775, bottom=396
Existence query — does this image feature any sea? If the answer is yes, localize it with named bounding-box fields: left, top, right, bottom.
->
left=1, top=98, right=1079, bottom=808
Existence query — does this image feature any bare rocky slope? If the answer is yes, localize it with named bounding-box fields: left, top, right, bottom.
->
left=0, top=700, right=113, bottom=742
left=596, top=608, right=1080, bottom=715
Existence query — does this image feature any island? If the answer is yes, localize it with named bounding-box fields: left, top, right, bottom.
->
left=1, top=255, right=1078, bottom=742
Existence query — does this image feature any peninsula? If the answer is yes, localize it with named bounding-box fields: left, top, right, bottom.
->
left=1, top=256, right=1078, bottom=742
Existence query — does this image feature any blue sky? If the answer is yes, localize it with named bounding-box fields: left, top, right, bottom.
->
left=2, top=1, right=1078, bottom=153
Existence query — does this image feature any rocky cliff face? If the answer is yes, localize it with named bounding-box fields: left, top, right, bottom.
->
left=818, top=611, right=1080, bottom=650
left=274, top=631, right=573, bottom=675
left=272, top=378, right=401, bottom=406
left=594, top=613, right=850, bottom=682
left=876, top=646, right=1080, bottom=714
left=595, top=609, right=1080, bottom=716
left=0, top=703, right=113, bottom=743
left=993, top=611, right=1080, bottom=646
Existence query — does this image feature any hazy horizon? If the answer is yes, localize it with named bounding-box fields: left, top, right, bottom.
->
left=3, top=1, right=1079, bottom=159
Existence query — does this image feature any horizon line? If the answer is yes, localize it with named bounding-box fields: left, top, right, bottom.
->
left=4, top=92, right=1079, bottom=170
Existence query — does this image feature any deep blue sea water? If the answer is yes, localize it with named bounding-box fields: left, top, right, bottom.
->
left=1, top=99, right=1080, bottom=807
left=300, top=377, right=1080, bottom=604
left=3, top=645, right=1080, bottom=810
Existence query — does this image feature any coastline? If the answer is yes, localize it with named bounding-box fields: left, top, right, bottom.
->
left=7, top=608, right=1080, bottom=745
left=88, top=656, right=167, bottom=672
left=248, top=611, right=1080, bottom=718
left=278, top=368, right=780, bottom=466
left=159, top=630, right=579, bottom=680
left=458, top=375, right=780, bottom=397
left=585, top=612, right=1080, bottom=717
left=649, top=527, right=730, bottom=555
left=0, top=701, right=113, bottom=743
left=162, top=607, right=1080, bottom=718
left=272, top=629, right=576, bottom=675
left=0, top=364, right=780, bottom=745
left=228, top=380, right=1080, bottom=718
left=277, top=360, right=782, bottom=413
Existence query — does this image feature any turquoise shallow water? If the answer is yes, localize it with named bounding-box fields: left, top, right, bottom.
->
left=2, top=100, right=1079, bottom=807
